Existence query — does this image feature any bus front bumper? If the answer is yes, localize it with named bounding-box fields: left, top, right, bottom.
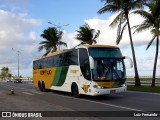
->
left=92, top=86, right=127, bottom=96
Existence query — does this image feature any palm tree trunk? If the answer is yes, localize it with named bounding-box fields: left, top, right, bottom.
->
left=125, top=13, right=141, bottom=86
left=152, top=36, right=159, bottom=87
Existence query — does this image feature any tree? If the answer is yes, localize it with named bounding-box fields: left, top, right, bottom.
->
left=98, top=0, right=146, bottom=86
left=39, top=27, right=67, bottom=56
left=133, top=0, right=160, bottom=87
left=1, top=67, right=9, bottom=80
left=75, top=23, right=100, bottom=45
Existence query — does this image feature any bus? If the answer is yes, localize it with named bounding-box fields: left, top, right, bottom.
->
left=33, top=45, right=132, bottom=97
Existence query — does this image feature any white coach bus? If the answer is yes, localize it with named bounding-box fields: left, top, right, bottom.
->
left=33, top=45, right=132, bottom=97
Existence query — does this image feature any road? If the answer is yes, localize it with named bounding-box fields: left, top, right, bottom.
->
left=0, top=81, right=160, bottom=120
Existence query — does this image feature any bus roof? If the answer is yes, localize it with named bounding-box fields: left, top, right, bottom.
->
left=35, top=45, right=119, bottom=61
left=82, top=45, right=119, bottom=49
left=35, top=49, right=68, bottom=61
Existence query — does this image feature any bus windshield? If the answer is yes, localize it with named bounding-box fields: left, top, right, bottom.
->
left=89, top=48, right=126, bottom=81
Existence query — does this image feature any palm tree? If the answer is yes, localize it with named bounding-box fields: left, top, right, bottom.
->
left=75, top=23, right=100, bottom=45
left=39, top=27, right=67, bottom=56
left=133, top=0, right=160, bottom=87
left=1, top=67, right=9, bottom=80
left=97, top=0, right=147, bottom=86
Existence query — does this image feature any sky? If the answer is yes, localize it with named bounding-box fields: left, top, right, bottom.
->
left=0, top=0, right=159, bottom=77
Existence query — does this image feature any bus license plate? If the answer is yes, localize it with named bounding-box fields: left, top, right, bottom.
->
left=110, top=90, right=116, bottom=93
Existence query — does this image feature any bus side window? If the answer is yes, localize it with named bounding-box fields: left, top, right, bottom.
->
left=79, top=48, right=91, bottom=80
left=69, top=50, right=78, bottom=65
left=54, top=55, right=60, bottom=67
left=33, top=61, right=37, bottom=70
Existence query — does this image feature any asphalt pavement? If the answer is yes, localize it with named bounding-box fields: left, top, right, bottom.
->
left=0, top=82, right=160, bottom=120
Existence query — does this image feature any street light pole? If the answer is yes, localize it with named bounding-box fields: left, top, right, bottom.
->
left=17, top=50, right=20, bottom=78
left=48, top=21, right=69, bottom=50
left=12, top=48, right=22, bottom=79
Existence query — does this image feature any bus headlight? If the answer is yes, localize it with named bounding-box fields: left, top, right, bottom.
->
left=121, top=83, right=126, bottom=87
left=93, top=85, right=104, bottom=89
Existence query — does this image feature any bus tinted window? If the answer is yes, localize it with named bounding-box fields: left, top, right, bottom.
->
left=59, top=50, right=78, bottom=66
left=33, top=49, right=78, bottom=69
left=89, top=48, right=122, bottom=58
left=67, top=50, right=78, bottom=65
left=79, top=48, right=91, bottom=80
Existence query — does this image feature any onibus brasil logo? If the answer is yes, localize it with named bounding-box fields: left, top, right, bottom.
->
left=2, top=112, right=42, bottom=118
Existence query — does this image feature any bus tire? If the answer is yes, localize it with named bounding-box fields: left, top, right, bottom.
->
left=42, top=82, right=46, bottom=92
left=71, top=83, right=80, bottom=98
left=38, top=81, right=43, bottom=91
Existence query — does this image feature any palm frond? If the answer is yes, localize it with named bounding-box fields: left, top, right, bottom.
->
left=75, top=24, right=100, bottom=45
left=132, top=24, right=152, bottom=33
left=109, top=11, right=126, bottom=28
left=57, top=41, right=68, bottom=47
left=57, top=31, right=64, bottom=40
left=93, top=30, right=100, bottom=41
left=116, top=22, right=127, bottom=45
left=39, top=41, right=49, bottom=45
left=130, top=0, right=144, bottom=10
left=39, top=26, right=65, bottom=55
left=133, top=10, right=154, bottom=22
left=38, top=46, right=44, bottom=52
left=50, top=47, right=57, bottom=53
left=43, top=50, right=50, bottom=57
left=146, top=35, right=156, bottom=50
left=92, top=40, right=97, bottom=44
left=101, top=0, right=113, bottom=3
left=98, top=4, right=119, bottom=14
left=151, top=28, right=160, bottom=36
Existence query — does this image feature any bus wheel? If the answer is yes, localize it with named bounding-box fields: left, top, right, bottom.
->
left=42, top=82, right=46, bottom=92
left=72, top=84, right=80, bottom=98
left=38, top=81, right=43, bottom=91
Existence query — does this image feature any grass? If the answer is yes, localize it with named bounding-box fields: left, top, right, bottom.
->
left=127, top=85, right=160, bottom=93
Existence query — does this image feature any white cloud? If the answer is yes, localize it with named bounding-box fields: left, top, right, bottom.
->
left=29, top=32, right=37, bottom=40
left=62, top=12, right=153, bottom=49
left=84, top=13, right=153, bottom=48
left=0, top=0, right=29, bottom=12
left=84, top=13, right=160, bottom=76
left=62, top=12, right=160, bottom=76
left=0, top=7, right=159, bottom=77
left=61, top=31, right=80, bottom=49
left=0, top=9, right=42, bottom=77
left=18, top=13, right=28, bottom=18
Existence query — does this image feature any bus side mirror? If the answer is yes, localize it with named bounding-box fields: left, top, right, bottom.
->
left=123, top=56, right=133, bottom=68
left=89, top=56, right=94, bottom=69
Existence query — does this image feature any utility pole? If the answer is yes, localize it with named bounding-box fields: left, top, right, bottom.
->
left=17, top=50, right=20, bottom=78
left=12, top=48, right=22, bottom=78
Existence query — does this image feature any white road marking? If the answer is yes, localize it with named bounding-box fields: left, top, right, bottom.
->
left=1, top=83, right=159, bottom=112
left=22, top=92, right=34, bottom=96
left=33, top=91, right=44, bottom=94
left=54, top=94, right=143, bottom=111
